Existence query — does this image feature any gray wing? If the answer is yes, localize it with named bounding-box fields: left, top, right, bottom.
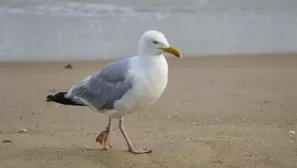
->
left=65, top=59, right=132, bottom=110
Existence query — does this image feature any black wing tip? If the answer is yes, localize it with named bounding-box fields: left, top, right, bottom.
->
left=46, top=95, right=54, bottom=102
left=45, top=92, right=86, bottom=106
left=45, top=92, right=67, bottom=102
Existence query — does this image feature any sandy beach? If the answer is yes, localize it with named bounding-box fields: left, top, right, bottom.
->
left=0, top=54, right=297, bottom=168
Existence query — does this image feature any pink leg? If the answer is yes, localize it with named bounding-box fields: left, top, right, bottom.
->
left=96, top=118, right=112, bottom=149
left=119, top=118, right=152, bottom=154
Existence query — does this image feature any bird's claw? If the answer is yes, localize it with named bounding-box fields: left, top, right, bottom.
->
left=128, top=147, right=152, bottom=154
left=96, top=130, right=112, bottom=149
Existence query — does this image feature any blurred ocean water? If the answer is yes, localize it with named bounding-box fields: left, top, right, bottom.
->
left=0, top=0, right=296, bottom=61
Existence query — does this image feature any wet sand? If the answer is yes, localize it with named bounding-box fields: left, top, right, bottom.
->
left=0, top=54, right=297, bottom=168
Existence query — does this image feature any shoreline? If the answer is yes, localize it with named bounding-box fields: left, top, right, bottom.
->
left=0, top=52, right=296, bottom=64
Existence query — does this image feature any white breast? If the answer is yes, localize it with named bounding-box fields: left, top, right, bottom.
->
left=132, top=56, right=168, bottom=107
left=113, top=55, right=168, bottom=116
left=105, top=55, right=169, bottom=119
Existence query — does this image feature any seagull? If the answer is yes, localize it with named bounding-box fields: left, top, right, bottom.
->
left=46, top=30, right=182, bottom=154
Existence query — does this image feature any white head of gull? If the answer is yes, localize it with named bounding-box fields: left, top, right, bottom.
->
left=46, top=30, right=182, bottom=154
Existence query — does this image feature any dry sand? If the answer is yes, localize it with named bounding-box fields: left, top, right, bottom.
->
left=0, top=54, right=297, bottom=168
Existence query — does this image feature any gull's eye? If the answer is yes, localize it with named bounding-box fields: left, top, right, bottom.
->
left=152, top=41, right=158, bottom=44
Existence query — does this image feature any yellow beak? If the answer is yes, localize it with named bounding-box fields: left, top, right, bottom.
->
left=162, top=46, right=182, bottom=58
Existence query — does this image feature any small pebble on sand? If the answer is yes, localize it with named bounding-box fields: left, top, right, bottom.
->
left=64, top=64, right=73, bottom=69
left=19, top=128, right=28, bottom=133
left=2, top=140, right=12, bottom=143
left=287, top=130, right=295, bottom=135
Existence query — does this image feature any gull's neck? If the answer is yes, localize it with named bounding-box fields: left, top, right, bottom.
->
left=137, top=54, right=168, bottom=74
left=139, top=54, right=165, bottom=62
left=138, top=44, right=167, bottom=65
